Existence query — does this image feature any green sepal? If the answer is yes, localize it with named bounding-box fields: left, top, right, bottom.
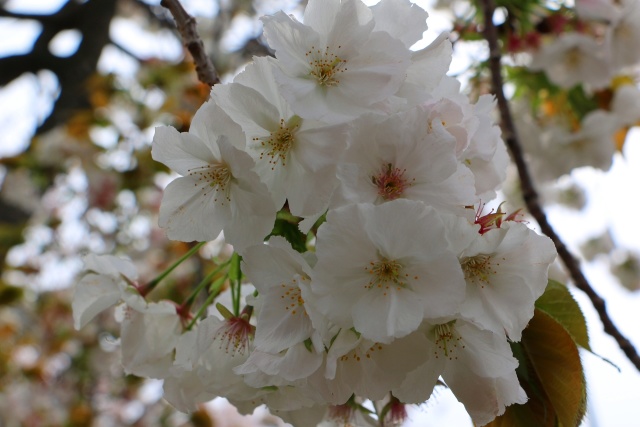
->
left=303, top=337, right=314, bottom=352
left=216, top=303, right=234, bottom=320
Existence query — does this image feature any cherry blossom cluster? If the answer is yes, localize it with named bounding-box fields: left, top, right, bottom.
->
left=517, top=0, right=640, bottom=182
left=73, top=0, right=556, bottom=425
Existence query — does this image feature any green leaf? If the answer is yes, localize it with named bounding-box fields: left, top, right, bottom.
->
left=535, top=280, right=590, bottom=350
left=496, top=398, right=556, bottom=427
left=268, top=217, right=307, bottom=253
left=510, top=342, right=542, bottom=401
left=523, top=309, right=587, bottom=427
left=490, top=342, right=555, bottom=427
left=487, top=391, right=555, bottom=427
left=566, top=85, right=599, bottom=120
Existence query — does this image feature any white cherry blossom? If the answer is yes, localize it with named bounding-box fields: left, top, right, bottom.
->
left=522, top=109, right=618, bottom=182
left=317, top=328, right=429, bottom=404
left=212, top=57, right=346, bottom=217
left=236, top=338, right=324, bottom=383
left=453, top=220, right=556, bottom=341
left=392, top=32, right=453, bottom=109
left=193, top=315, right=261, bottom=402
left=605, top=1, right=640, bottom=68
left=311, top=200, right=466, bottom=343
left=459, top=95, right=510, bottom=200
left=152, top=100, right=276, bottom=251
left=370, top=0, right=428, bottom=49
left=530, top=33, right=611, bottom=89
left=241, top=236, right=316, bottom=353
left=394, top=318, right=526, bottom=426
left=162, top=329, right=216, bottom=412
left=73, top=254, right=138, bottom=330
left=334, top=107, right=476, bottom=213
left=262, top=0, right=411, bottom=123
left=119, top=291, right=182, bottom=378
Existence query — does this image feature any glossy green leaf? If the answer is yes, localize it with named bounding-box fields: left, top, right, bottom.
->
left=487, top=390, right=555, bottom=427
left=489, top=342, right=555, bottom=427
left=535, top=280, right=590, bottom=350
left=523, top=309, right=587, bottom=427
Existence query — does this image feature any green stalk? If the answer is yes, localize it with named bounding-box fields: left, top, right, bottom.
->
left=144, top=241, right=206, bottom=293
left=181, top=260, right=230, bottom=310
left=186, top=275, right=227, bottom=330
left=228, top=252, right=243, bottom=316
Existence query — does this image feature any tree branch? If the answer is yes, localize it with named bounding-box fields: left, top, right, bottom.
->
left=0, top=0, right=82, bottom=23
left=480, top=0, right=640, bottom=371
left=131, top=0, right=177, bottom=30
left=160, top=0, right=219, bottom=87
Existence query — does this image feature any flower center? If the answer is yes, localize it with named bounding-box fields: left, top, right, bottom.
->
left=187, top=163, right=232, bottom=204
left=371, top=163, right=414, bottom=201
left=306, top=45, right=347, bottom=87
left=214, top=315, right=255, bottom=356
left=328, top=404, right=356, bottom=425
left=461, top=254, right=495, bottom=288
left=365, top=258, right=415, bottom=294
left=433, top=322, right=464, bottom=360
left=565, top=47, right=582, bottom=70
left=253, top=116, right=301, bottom=169
left=280, top=275, right=307, bottom=317
left=339, top=342, right=383, bottom=363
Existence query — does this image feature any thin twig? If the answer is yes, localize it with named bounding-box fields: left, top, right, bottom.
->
left=480, top=0, right=640, bottom=371
left=160, top=0, right=219, bottom=86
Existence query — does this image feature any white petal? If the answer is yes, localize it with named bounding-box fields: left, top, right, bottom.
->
left=213, top=83, right=281, bottom=136
left=233, top=56, right=293, bottom=117
left=190, top=99, right=246, bottom=150
left=158, top=176, right=229, bottom=242
left=304, top=0, right=373, bottom=41
left=371, top=0, right=429, bottom=48
left=152, top=126, right=218, bottom=176
left=406, top=32, right=453, bottom=92
left=73, top=273, right=123, bottom=329
left=352, top=285, right=423, bottom=343
left=455, top=321, right=518, bottom=378
left=120, top=299, right=181, bottom=378
left=262, top=12, right=320, bottom=76
left=82, top=253, right=137, bottom=279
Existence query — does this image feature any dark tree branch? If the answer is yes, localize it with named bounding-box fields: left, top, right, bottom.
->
left=110, top=39, right=142, bottom=60
left=131, top=0, right=177, bottom=30
left=0, top=0, right=82, bottom=22
left=160, top=0, right=219, bottom=86
left=480, top=0, right=640, bottom=371
left=0, top=0, right=117, bottom=135
left=36, top=0, right=117, bottom=134
left=0, top=199, right=31, bottom=224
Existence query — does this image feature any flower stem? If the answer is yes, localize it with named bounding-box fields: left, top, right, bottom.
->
left=143, top=242, right=206, bottom=295
left=180, top=259, right=231, bottom=310
left=187, top=275, right=227, bottom=330
left=229, top=252, right=243, bottom=316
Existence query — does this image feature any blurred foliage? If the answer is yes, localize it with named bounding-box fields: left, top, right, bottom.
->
left=0, top=0, right=293, bottom=425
